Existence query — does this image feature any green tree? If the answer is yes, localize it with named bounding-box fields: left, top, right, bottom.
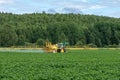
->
left=75, top=41, right=84, bottom=47
left=36, top=38, right=44, bottom=46
left=17, top=35, right=26, bottom=46
left=0, top=24, right=18, bottom=47
left=58, top=33, right=67, bottom=42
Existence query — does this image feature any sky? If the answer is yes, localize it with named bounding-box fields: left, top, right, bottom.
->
left=0, top=0, right=120, bottom=18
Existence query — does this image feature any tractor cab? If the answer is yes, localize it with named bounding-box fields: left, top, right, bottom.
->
left=56, top=43, right=66, bottom=53
left=57, top=43, right=64, bottom=48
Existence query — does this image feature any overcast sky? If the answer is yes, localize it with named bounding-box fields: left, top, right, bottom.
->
left=0, top=0, right=120, bottom=18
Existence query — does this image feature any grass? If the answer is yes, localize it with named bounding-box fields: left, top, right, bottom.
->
left=0, top=49, right=120, bottom=80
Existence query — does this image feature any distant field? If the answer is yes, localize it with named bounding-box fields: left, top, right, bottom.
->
left=0, top=49, right=120, bottom=80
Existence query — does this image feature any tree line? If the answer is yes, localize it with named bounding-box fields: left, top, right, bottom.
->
left=0, top=12, right=120, bottom=47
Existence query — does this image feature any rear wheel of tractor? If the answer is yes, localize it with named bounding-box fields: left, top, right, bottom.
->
left=57, top=49, right=61, bottom=53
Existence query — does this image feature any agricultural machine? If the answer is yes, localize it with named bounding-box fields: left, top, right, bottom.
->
left=44, top=41, right=68, bottom=53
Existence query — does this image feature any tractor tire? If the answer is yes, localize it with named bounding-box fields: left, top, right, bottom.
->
left=57, top=49, right=61, bottom=53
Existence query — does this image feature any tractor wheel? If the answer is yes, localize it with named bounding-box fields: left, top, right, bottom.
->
left=57, top=49, right=61, bottom=53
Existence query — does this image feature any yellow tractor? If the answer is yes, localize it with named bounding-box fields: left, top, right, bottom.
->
left=44, top=41, right=67, bottom=53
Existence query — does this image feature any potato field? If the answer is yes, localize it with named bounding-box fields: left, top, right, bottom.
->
left=0, top=49, right=120, bottom=80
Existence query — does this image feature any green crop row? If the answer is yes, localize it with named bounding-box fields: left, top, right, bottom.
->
left=0, top=49, right=120, bottom=80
